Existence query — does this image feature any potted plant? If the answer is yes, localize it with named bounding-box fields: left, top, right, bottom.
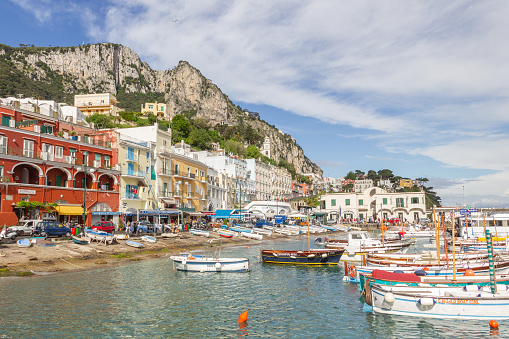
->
left=57, top=131, right=64, bottom=137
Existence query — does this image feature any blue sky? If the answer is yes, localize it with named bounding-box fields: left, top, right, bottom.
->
left=2, top=0, right=509, bottom=208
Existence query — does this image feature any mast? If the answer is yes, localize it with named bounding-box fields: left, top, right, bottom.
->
left=441, top=215, right=449, bottom=269
left=380, top=203, right=385, bottom=246
left=433, top=207, right=440, bottom=261
left=452, top=212, right=456, bottom=281
left=307, top=211, right=311, bottom=252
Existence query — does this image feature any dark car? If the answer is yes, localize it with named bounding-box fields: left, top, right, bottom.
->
left=91, top=221, right=116, bottom=234
left=34, top=220, right=72, bottom=238
left=132, top=221, right=155, bottom=234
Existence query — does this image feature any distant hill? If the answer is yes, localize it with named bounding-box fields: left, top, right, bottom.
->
left=0, top=43, right=322, bottom=176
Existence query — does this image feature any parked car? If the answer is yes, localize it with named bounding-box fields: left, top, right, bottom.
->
left=91, top=221, right=116, bottom=234
left=132, top=221, right=156, bottom=234
left=418, top=217, right=431, bottom=224
left=8, top=219, right=40, bottom=236
left=33, top=220, right=72, bottom=238
left=387, top=218, right=400, bottom=224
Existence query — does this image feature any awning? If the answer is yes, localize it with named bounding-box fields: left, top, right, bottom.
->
left=184, top=211, right=204, bottom=217
left=161, top=209, right=181, bottom=215
left=160, top=198, right=176, bottom=204
left=55, top=206, right=84, bottom=215
left=202, top=212, right=216, bottom=216
left=91, top=211, right=121, bottom=216
left=312, top=212, right=327, bottom=216
left=214, top=210, right=234, bottom=218
left=138, top=180, right=146, bottom=187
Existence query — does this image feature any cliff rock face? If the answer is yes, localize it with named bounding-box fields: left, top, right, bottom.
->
left=3, top=43, right=322, bottom=176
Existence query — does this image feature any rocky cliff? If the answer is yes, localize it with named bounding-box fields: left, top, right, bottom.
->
left=0, top=43, right=322, bottom=176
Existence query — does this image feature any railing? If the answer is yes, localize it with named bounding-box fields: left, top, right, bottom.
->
left=158, top=187, right=174, bottom=198
left=122, top=192, right=140, bottom=199
left=121, top=168, right=145, bottom=177
left=126, top=154, right=139, bottom=162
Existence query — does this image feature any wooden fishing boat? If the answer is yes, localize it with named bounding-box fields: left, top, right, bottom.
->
left=114, top=234, right=129, bottom=240
left=71, top=236, right=89, bottom=245
left=218, top=229, right=236, bottom=238
left=261, top=249, right=345, bottom=265
left=359, top=269, right=509, bottom=292
left=141, top=235, right=157, bottom=243
left=17, top=238, right=31, bottom=248
left=161, top=233, right=179, bottom=238
left=229, top=226, right=252, bottom=233
left=241, top=232, right=263, bottom=240
left=125, top=240, right=144, bottom=248
left=170, top=253, right=250, bottom=272
left=367, top=282, right=509, bottom=320
left=190, top=229, right=210, bottom=237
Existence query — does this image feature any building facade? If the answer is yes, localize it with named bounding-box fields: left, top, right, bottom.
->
left=319, top=187, right=427, bottom=223
left=74, top=93, right=120, bottom=117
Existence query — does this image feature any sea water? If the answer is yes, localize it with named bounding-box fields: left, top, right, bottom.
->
left=0, top=237, right=505, bottom=338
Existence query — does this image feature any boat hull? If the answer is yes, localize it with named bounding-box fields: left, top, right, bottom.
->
left=125, top=240, right=144, bottom=248
left=261, top=249, right=345, bottom=265
left=370, top=283, right=509, bottom=320
left=171, top=256, right=250, bottom=272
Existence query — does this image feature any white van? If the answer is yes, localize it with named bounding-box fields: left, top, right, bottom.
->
left=8, top=219, right=41, bottom=236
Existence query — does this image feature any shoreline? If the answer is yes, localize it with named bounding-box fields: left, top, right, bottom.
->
left=0, top=231, right=307, bottom=278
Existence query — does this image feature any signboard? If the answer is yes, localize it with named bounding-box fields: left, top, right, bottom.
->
left=459, top=208, right=479, bottom=215
left=18, top=189, right=36, bottom=195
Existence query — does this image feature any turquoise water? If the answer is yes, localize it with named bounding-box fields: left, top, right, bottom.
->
left=0, top=238, right=506, bottom=338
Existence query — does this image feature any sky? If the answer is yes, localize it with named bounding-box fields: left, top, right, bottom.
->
left=1, top=0, right=509, bottom=208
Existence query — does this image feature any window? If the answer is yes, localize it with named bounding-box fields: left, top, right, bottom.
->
left=174, top=163, right=179, bottom=175
left=2, top=116, right=11, bottom=126
left=396, top=198, right=404, bottom=208
left=104, top=155, right=110, bottom=168
left=23, top=139, right=34, bottom=158
left=55, top=146, right=63, bottom=158
left=383, top=198, right=387, bottom=205
left=127, top=147, right=134, bottom=160
left=0, top=135, right=7, bottom=153
left=83, top=151, right=88, bottom=164
left=411, top=197, right=419, bottom=204
left=146, top=151, right=150, bottom=159
left=146, top=166, right=150, bottom=174
left=331, top=199, right=336, bottom=206
left=359, top=199, right=363, bottom=206
left=345, top=199, right=350, bottom=206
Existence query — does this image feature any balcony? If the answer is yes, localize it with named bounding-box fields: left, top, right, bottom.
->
left=126, top=154, right=138, bottom=162
left=121, top=168, right=145, bottom=178
left=158, top=168, right=173, bottom=177
left=158, top=187, right=174, bottom=198
left=122, top=192, right=140, bottom=199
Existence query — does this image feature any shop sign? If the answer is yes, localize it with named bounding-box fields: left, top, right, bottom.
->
left=18, top=189, right=36, bottom=195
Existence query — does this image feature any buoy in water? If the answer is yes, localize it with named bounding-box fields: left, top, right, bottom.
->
left=465, top=269, right=475, bottom=276
left=490, top=320, right=499, bottom=329
left=238, top=309, right=249, bottom=323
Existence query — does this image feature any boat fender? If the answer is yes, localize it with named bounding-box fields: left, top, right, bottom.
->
left=418, top=298, right=435, bottom=306
left=463, top=285, right=480, bottom=292
left=215, top=262, right=221, bottom=269
left=393, top=270, right=405, bottom=274
left=348, top=265, right=357, bottom=278
left=182, top=259, right=187, bottom=265
left=272, top=252, right=278, bottom=257
left=384, top=292, right=395, bottom=303
left=322, top=253, right=328, bottom=258
left=290, top=255, right=297, bottom=260
left=414, top=270, right=427, bottom=276
left=307, top=254, right=316, bottom=258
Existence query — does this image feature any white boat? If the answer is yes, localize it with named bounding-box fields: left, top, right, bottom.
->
left=170, top=253, right=250, bottom=272
left=125, top=240, right=144, bottom=248
left=17, top=238, right=31, bottom=248
left=252, top=228, right=272, bottom=236
left=241, top=232, right=263, bottom=240
left=114, top=234, right=129, bottom=240
left=190, top=229, right=210, bottom=237
left=218, top=229, right=236, bottom=238
left=326, top=231, right=413, bottom=262
left=273, top=228, right=300, bottom=236
left=386, top=224, right=435, bottom=238
left=141, top=235, right=157, bottom=243
left=368, top=283, right=509, bottom=320
left=86, top=230, right=116, bottom=245
left=161, top=233, right=179, bottom=238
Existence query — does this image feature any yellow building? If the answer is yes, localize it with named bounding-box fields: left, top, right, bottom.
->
left=74, top=93, right=120, bottom=117
left=399, top=179, right=414, bottom=188
left=158, top=142, right=208, bottom=213
left=142, top=102, right=167, bottom=119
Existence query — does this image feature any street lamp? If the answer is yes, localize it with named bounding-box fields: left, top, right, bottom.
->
left=77, top=162, right=95, bottom=234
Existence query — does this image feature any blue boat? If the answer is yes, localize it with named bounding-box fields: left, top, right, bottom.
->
left=230, top=226, right=252, bottom=233
left=72, top=236, right=89, bottom=245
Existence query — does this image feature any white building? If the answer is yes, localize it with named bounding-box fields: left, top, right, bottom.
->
left=205, top=167, right=227, bottom=211
left=260, top=136, right=272, bottom=158
left=246, top=159, right=271, bottom=201
left=243, top=200, right=295, bottom=217
left=319, top=187, right=427, bottom=223
left=270, top=165, right=292, bottom=200
left=354, top=179, right=374, bottom=193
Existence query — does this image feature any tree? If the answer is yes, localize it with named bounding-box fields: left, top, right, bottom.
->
left=366, top=170, right=378, bottom=181
left=345, top=171, right=356, bottom=180
left=171, top=115, right=191, bottom=143
left=378, top=169, right=394, bottom=179
left=246, top=145, right=263, bottom=159
left=186, top=129, right=211, bottom=150
left=86, top=113, right=116, bottom=129
left=355, top=170, right=365, bottom=178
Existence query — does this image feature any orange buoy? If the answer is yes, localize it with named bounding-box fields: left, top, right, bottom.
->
left=464, top=269, right=475, bottom=276
left=245, top=246, right=248, bottom=249
left=238, top=309, right=249, bottom=323
left=422, top=267, right=429, bottom=271
left=490, top=320, right=499, bottom=329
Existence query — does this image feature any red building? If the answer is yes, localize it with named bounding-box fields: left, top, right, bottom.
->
left=0, top=104, right=120, bottom=227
